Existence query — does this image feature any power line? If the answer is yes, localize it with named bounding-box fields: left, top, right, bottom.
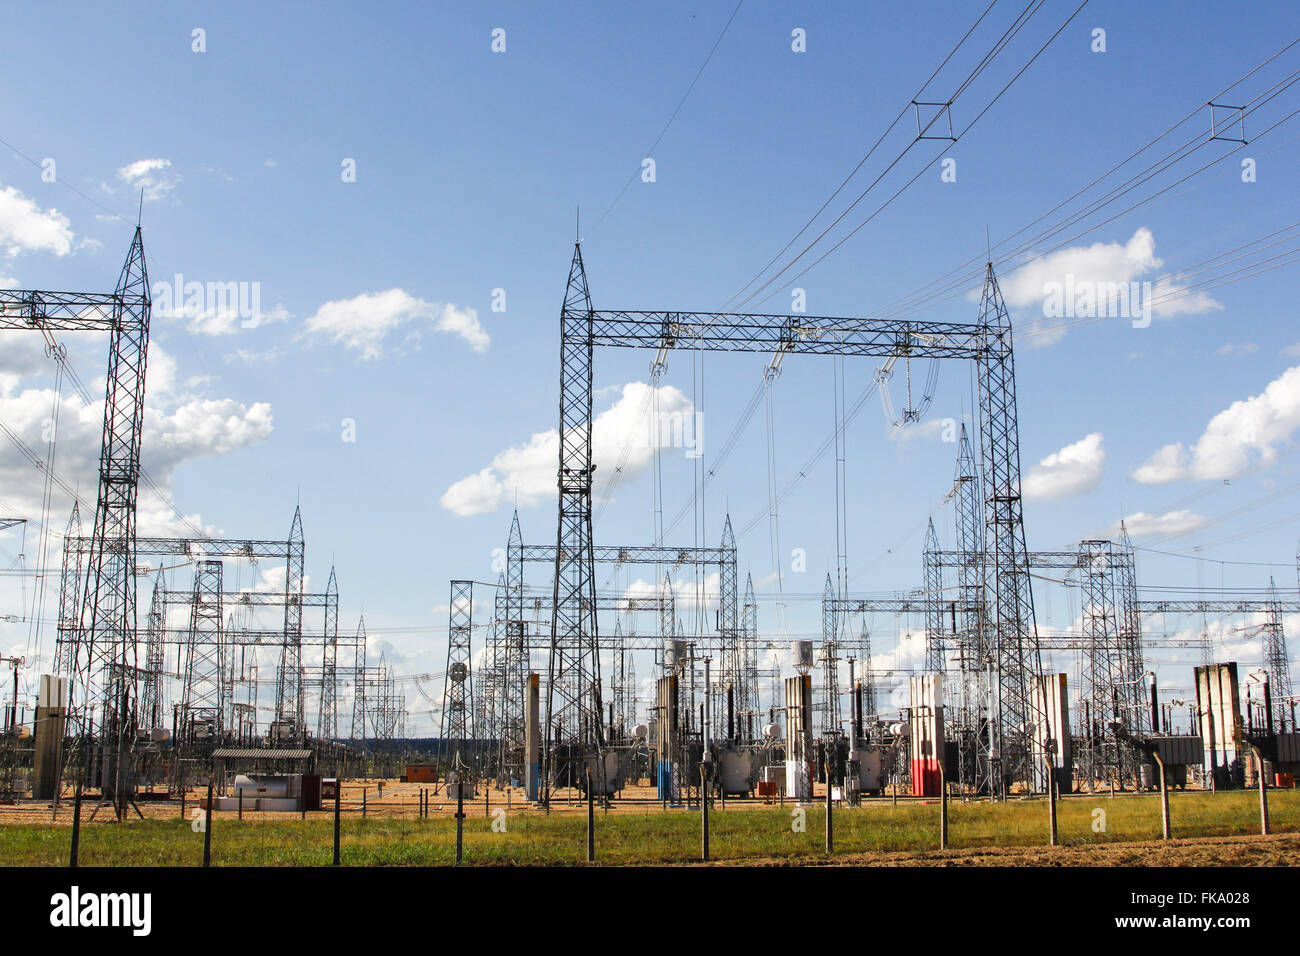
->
left=585, top=0, right=747, bottom=239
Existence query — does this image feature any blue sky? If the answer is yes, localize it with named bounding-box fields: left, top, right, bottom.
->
left=2, top=1, right=1300, bottom=733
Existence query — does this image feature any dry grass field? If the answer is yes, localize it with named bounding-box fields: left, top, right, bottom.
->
left=0, top=781, right=1295, bottom=866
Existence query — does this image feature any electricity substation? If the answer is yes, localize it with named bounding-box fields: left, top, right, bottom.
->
left=0, top=229, right=1297, bottom=832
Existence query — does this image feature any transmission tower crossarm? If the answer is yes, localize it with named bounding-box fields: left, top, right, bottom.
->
left=586, top=311, right=987, bottom=358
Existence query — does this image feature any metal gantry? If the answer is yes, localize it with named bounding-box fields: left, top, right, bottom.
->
left=1, top=228, right=151, bottom=814
left=441, top=581, right=474, bottom=771
left=275, top=507, right=306, bottom=741
left=180, top=560, right=225, bottom=746
left=317, top=567, right=340, bottom=741
left=547, top=247, right=1047, bottom=789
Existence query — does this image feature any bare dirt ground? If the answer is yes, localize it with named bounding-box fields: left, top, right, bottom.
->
left=726, top=831, right=1299, bottom=867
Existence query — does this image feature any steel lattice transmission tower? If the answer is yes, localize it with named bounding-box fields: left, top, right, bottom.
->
left=545, top=242, right=605, bottom=791
left=923, top=518, right=945, bottom=674
left=317, top=567, right=339, bottom=741
left=53, top=503, right=82, bottom=677
left=1, top=230, right=154, bottom=815
left=742, top=573, right=759, bottom=721
left=441, top=580, right=474, bottom=771
left=974, top=264, right=1046, bottom=787
left=349, top=616, right=369, bottom=744
left=1115, top=523, right=1148, bottom=737
left=274, top=506, right=306, bottom=741
left=1264, top=577, right=1293, bottom=723
left=857, top=618, right=878, bottom=720
left=79, top=227, right=151, bottom=773
left=950, top=423, right=990, bottom=790
left=181, top=560, right=224, bottom=745
left=818, top=574, right=842, bottom=734
left=140, top=568, right=166, bottom=732
left=717, top=515, right=742, bottom=723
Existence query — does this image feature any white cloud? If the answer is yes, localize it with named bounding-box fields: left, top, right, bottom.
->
left=1132, top=364, right=1300, bottom=483
left=0, top=185, right=74, bottom=257
left=623, top=572, right=720, bottom=612
left=117, top=158, right=181, bottom=202
left=1098, top=510, right=1207, bottom=540
left=1216, top=342, right=1258, bottom=356
left=300, top=289, right=488, bottom=359
left=159, top=298, right=290, bottom=337
left=441, top=382, right=694, bottom=516
left=1001, top=228, right=1220, bottom=345
left=224, top=346, right=280, bottom=365
left=1022, top=432, right=1105, bottom=501
left=886, top=417, right=950, bottom=443
left=0, top=340, right=273, bottom=537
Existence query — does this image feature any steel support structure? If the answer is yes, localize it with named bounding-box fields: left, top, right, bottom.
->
left=349, top=616, right=368, bottom=744
left=718, top=515, right=743, bottom=723
left=275, top=507, right=306, bottom=742
left=1, top=229, right=150, bottom=815
left=818, top=574, right=841, bottom=734
left=441, top=580, right=474, bottom=772
left=922, top=518, right=945, bottom=673
left=65, top=511, right=315, bottom=745
left=317, top=567, right=339, bottom=741
left=742, top=573, right=759, bottom=721
left=550, top=249, right=1045, bottom=789
left=1076, top=540, right=1140, bottom=787
left=950, top=423, right=989, bottom=790
left=180, top=560, right=225, bottom=747
left=1263, top=578, right=1293, bottom=726
left=53, top=504, right=83, bottom=676
left=140, top=569, right=166, bottom=732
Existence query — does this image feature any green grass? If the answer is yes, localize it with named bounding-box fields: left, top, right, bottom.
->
left=3, top=790, right=1295, bottom=866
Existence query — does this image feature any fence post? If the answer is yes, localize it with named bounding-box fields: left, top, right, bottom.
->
left=1153, top=750, right=1171, bottom=840
left=69, top=782, right=82, bottom=868
left=333, top=780, right=341, bottom=866
left=940, top=758, right=949, bottom=851
left=1046, top=759, right=1058, bottom=847
left=701, top=766, right=710, bottom=862
left=1251, top=745, right=1270, bottom=836
left=202, top=777, right=213, bottom=867
left=825, top=773, right=833, bottom=854
left=455, top=778, right=465, bottom=864
left=586, top=769, right=596, bottom=863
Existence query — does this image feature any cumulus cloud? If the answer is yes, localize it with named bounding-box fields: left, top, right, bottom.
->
left=300, top=289, right=488, bottom=359
left=0, top=340, right=273, bottom=537
left=623, top=572, right=720, bottom=612
left=1098, top=510, right=1207, bottom=540
left=441, top=382, right=695, bottom=516
left=1132, top=364, right=1300, bottom=483
left=0, top=185, right=74, bottom=257
left=117, top=158, right=181, bottom=202
left=1022, top=432, right=1105, bottom=501
left=1002, top=228, right=1220, bottom=345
